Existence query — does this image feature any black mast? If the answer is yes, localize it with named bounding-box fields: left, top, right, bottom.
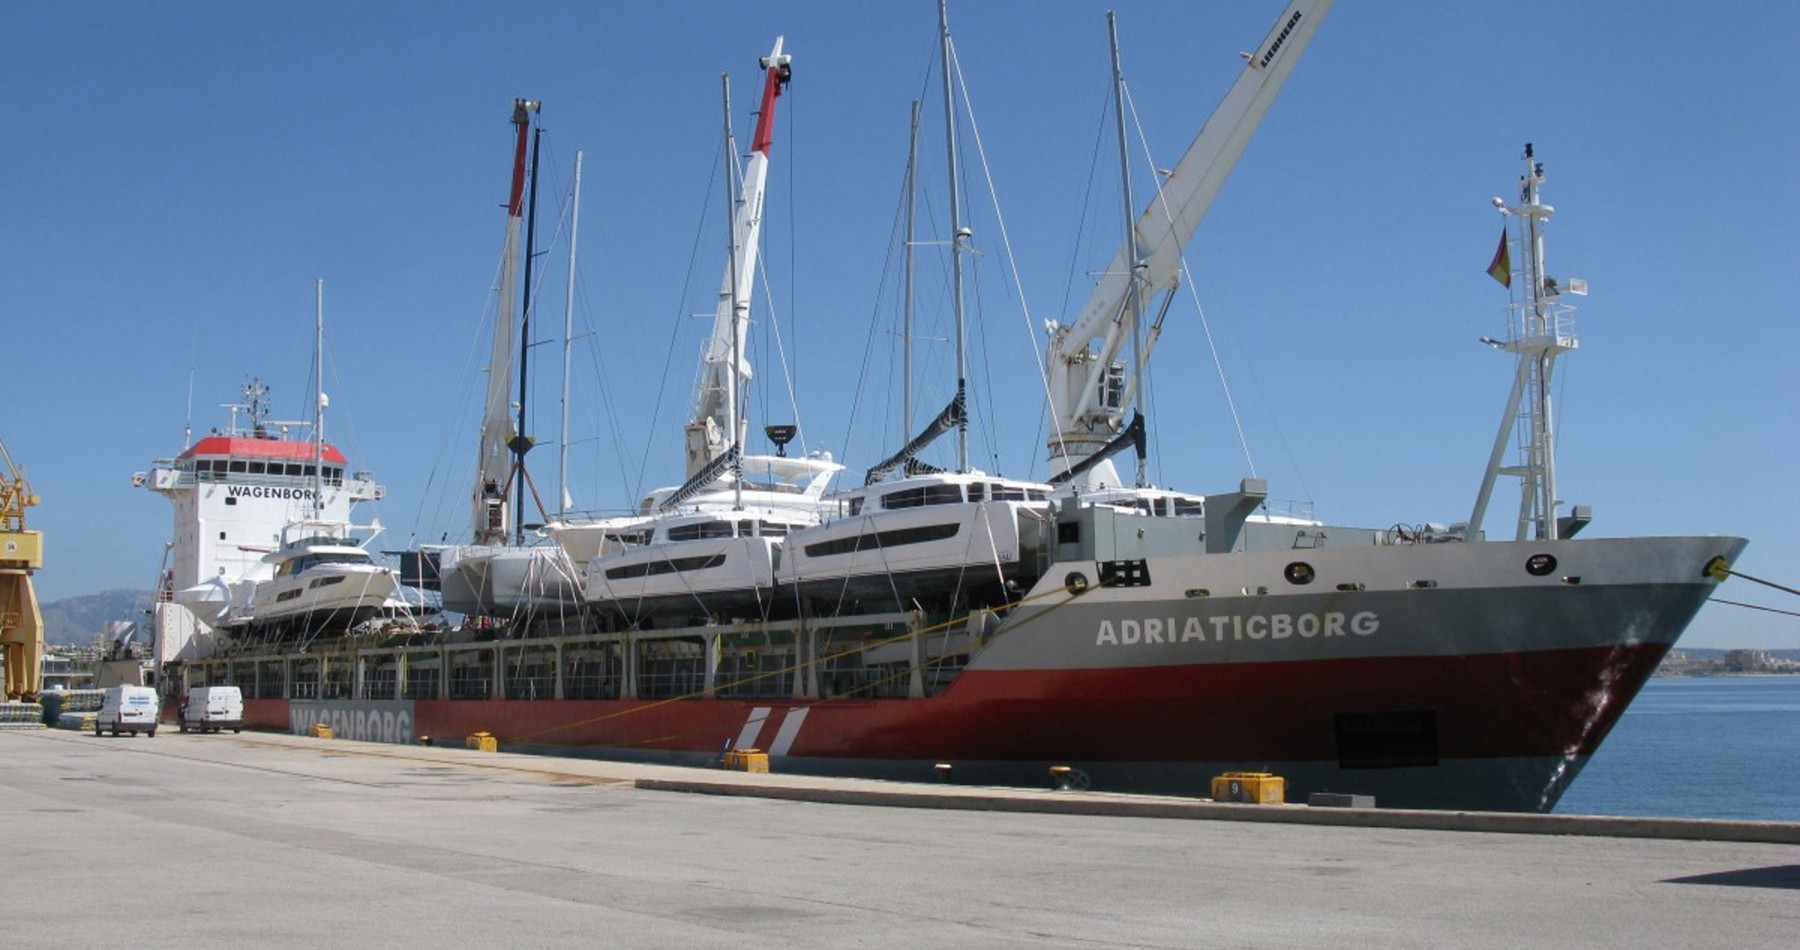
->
left=511, top=120, right=544, bottom=545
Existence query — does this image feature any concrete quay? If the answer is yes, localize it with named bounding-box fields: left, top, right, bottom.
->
left=5, top=727, right=1795, bottom=949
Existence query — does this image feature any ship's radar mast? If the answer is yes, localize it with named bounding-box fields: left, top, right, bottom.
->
left=1469, top=143, right=1588, bottom=542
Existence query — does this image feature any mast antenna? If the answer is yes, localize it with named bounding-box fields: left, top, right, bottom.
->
left=1469, top=143, right=1586, bottom=541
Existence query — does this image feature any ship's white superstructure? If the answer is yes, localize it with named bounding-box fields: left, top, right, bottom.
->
left=136, top=380, right=385, bottom=661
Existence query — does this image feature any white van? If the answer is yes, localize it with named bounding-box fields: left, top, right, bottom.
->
left=180, top=685, right=244, bottom=734
left=95, top=684, right=160, bottom=737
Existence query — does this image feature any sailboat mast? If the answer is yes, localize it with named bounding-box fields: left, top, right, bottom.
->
left=721, top=74, right=746, bottom=511
left=903, top=99, right=920, bottom=437
left=938, top=0, right=969, bottom=473
left=1107, top=12, right=1147, bottom=488
left=312, top=278, right=325, bottom=522
left=559, top=150, right=583, bottom=515
left=474, top=100, right=536, bottom=545
left=514, top=116, right=544, bottom=545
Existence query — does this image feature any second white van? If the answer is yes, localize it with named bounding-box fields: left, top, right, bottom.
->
left=179, top=685, right=244, bottom=734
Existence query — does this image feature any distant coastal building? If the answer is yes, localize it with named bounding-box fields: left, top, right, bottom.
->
left=1657, top=648, right=1799, bottom=676
left=40, top=644, right=101, bottom=691
left=1723, top=649, right=1775, bottom=673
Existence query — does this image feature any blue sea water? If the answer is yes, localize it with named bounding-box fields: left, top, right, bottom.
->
left=1553, top=676, right=1798, bottom=821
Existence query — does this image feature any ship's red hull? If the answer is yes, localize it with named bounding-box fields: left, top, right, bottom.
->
left=243, top=640, right=1663, bottom=811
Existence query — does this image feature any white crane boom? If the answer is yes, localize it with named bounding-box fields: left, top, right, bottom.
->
left=685, top=37, right=791, bottom=478
left=1046, top=0, right=1333, bottom=484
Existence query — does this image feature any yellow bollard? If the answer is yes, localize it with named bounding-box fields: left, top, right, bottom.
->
left=722, top=748, right=769, bottom=773
left=1211, top=771, right=1285, bottom=804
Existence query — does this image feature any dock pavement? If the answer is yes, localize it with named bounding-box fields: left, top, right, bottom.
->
left=4, top=727, right=1794, bottom=948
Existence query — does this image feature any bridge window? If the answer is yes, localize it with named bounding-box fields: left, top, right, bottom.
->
left=667, top=521, right=735, bottom=542
left=883, top=484, right=963, bottom=509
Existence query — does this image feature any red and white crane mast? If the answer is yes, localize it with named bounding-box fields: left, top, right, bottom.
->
left=685, top=38, right=793, bottom=479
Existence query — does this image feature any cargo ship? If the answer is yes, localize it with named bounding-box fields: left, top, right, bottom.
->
left=142, top=1, right=1746, bottom=812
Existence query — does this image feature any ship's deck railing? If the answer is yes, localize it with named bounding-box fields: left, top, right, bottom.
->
left=176, top=609, right=948, bottom=707
left=1501, top=300, right=1579, bottom=353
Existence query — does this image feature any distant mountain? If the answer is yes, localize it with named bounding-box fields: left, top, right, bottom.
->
left=40, top=589, right=154, bottom=646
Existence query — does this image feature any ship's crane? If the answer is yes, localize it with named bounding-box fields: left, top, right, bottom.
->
left=1044, top=0, right=1333, bottom=488
left=684, top=38, right=792, bottom=479
left=1, top=438, right=44, bottom=702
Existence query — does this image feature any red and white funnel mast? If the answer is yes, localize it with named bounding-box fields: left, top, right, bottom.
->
left=685, top=39, right=791, bottom=479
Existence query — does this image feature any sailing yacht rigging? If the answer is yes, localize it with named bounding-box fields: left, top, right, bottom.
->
left=779, top=1, right=1055, bottom=616
left=436, top=99, right=587, bottom=623
left=571, top=37, right=847, bottom=626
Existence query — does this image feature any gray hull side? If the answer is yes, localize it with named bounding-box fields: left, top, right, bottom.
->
left=979, top=535, right=1745, bottom=672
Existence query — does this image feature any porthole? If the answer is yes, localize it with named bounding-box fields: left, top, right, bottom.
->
left=1065, top=572, right=1090, bottom=595
left=1525, top=553, right=1557, bottom=576
left=1284, top=561, right=1316, bottom=585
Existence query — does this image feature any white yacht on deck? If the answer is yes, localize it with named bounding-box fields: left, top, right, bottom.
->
left=562, top=37, right=849, bottom=622
left=548, top=452, right=841, bottom=566
left=243, top=526, right=398, bottom=631
left=583, top=506, right=818, bottom=623
left=781, top=471, right=1053, bottom=612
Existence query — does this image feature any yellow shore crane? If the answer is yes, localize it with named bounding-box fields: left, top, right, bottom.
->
left=1, top=438, right=43, bottom=701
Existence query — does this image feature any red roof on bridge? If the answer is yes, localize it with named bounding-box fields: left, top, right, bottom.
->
left=179, top=436, right=349, bottom=465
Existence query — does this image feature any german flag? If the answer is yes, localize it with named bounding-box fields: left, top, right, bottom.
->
left=1486, top=229, right=1511, bottom=288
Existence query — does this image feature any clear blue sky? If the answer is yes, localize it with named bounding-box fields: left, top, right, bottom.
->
left=6, top=1, right=1795, bottom=649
